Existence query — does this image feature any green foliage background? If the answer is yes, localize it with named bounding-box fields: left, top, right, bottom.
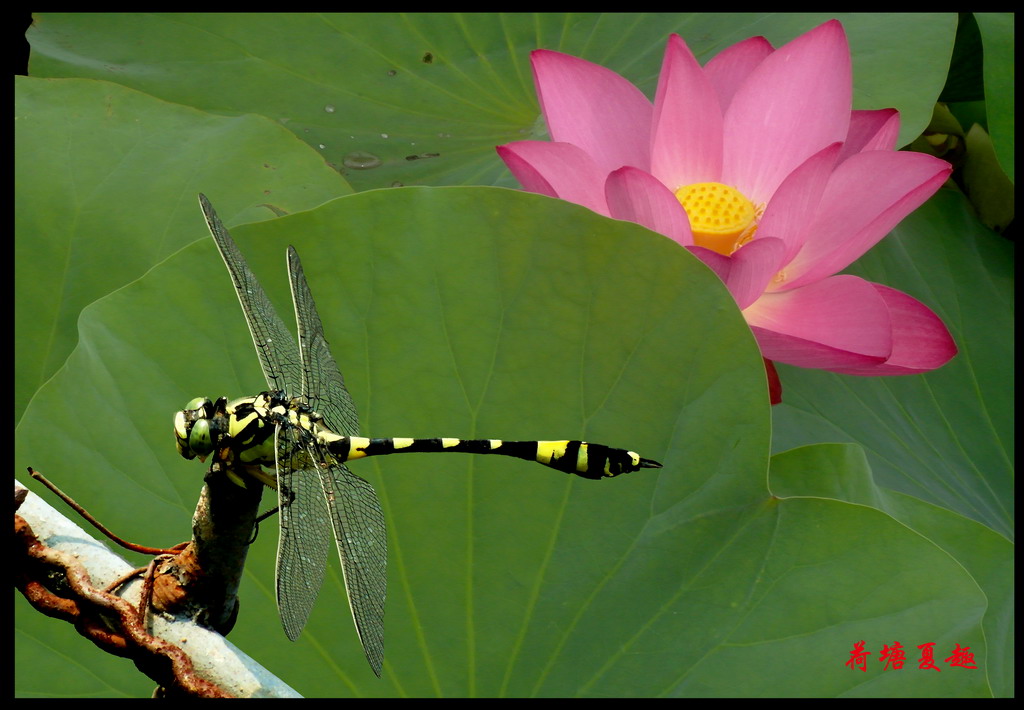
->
left=15, top=13, right=1012, bottom=698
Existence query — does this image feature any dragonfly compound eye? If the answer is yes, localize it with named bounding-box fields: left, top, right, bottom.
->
left=174, top=399, right=219, bottom=460
left=187, top=418, right=216, bottom=459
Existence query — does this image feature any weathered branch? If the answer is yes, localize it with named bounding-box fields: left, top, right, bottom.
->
left=14, top=478, right=300, bottom=698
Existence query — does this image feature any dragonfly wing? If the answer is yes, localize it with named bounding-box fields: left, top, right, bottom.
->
left=287, top=245, right=360, bottom=438
left=199, top=194, right=302, bottom=394
left=317, top=453, right=387, bottom=677
left=274, top=425, right=331, bottom=642
left=288, top=238, right=385, bottom=675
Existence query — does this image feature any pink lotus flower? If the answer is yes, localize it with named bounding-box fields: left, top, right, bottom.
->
left=498, top=20, right=956, bottom=380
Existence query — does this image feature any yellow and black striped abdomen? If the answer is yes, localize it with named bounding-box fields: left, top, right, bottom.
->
left=325, top=436, right=662, bottom=480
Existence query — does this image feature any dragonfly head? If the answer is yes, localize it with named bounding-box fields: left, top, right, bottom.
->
left=174, top=396, right=230, bottom=462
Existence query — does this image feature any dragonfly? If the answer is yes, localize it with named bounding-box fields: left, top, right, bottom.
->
left=173, top=194, right=662, bottom=676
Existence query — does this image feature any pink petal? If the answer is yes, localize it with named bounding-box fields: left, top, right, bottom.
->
left=743, top=274, right=892, bottom=369
left=687, top=245, right=730, bottom=283
left=531, top=49, right=653, bottom=174
left=605, top=166, right=694, bottom=246
left=688, top=237, right=787, bottom=309
left=724, top=237, right=788, bottom=309
left=722, top=20, right=852, bottom=205
left=833, top=284, right=957, bottom=375
left=758, top=142, right=842, bottom=271
left=650, top=35, right=723, bottom=190
left=840, top=109, right=901, bottom=161
left=703, top=35, right=774, bottom=113
left=783, top=150, right=952, bottom=289
left=496, top=141, right=611, bottom=215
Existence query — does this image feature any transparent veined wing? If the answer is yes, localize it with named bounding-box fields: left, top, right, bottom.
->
left=287, top=246, right=386, bottom=676
left=317, top=456, right=387, bottom=677
left=273, top=409, right=387, bottom=677
left=287, top=245, right=360, bottom=438
left=199, top=194, right=302, bottom=395
left=273, top=425, right=332, bottom=643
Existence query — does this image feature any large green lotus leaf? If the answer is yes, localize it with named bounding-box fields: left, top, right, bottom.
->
left=26, top=13, right=956, bottom=191
left=771, top=190, right=1013, bottom=541
left=14, top=75, right=350, bottom=419
left=771, top=443, right=1011, bottom=697
left=16, top=189, right=984, bottom=697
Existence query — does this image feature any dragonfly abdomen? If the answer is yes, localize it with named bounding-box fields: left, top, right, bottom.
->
left=324, top=435, right=662, bottom=480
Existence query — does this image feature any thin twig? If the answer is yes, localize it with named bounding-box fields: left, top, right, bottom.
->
left=26, top=468, right=184, bottom=556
